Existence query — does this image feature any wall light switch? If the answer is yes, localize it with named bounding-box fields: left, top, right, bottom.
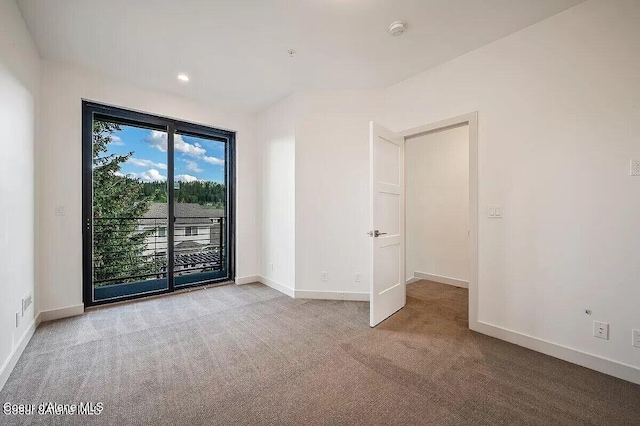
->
left=488, top=206, right=503, bottom=218
left=631, top=159, right=640, bottom=176
left=593, top=321, right=609, bottom=340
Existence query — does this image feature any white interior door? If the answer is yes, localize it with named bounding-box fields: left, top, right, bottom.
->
left=369, top=122, right=405, bottom=327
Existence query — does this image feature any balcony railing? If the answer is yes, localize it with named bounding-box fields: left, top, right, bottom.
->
left=92, top=216, right=226, bottom=287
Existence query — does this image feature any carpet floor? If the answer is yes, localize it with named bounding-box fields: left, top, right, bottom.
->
left=1, top=281, right=639, bottom=425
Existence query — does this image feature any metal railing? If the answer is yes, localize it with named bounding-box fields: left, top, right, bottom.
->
left=93, top=216, right=226, bottom=287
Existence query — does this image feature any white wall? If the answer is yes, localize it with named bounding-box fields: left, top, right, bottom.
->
left=386, top=0, right=640, bottom=372
left=257, top=94, right=297, bottom=291
left=405, top=125, right=469, bottom=283
left=0, top=0, right=40, bottom=386
left=259, top=0, right=640, bottom=380
left=38, top=60, right=260, bottom=313
left=294, top=90, right=384, bottom=298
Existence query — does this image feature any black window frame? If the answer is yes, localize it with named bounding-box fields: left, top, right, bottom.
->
left=82, top=100, right=236, bottom=307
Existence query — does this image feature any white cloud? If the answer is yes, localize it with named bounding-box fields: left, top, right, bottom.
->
left=146, top=131, right=224, bottom=169
left=127, top=157, right=167, bottom=170
left=176, top=135, right=206, bottom=157
left=184, top=160, right=203, bottom=173
left=127, top=169, right=166, bottom=183
left=175, top=174, right=199, bottom=183
left=147, top=131, right=206, bottom=157
left=109, top=135, right=124, bottom=146
left=202, top=156, right=224, bottom=166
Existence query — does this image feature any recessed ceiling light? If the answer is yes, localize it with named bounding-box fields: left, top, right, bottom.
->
left=177, top=73, right=189, bottom=82
left=389, top=21, right=407, bottom=36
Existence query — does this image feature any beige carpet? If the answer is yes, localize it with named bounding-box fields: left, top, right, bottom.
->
left=1, top=281, right=638, bottom=425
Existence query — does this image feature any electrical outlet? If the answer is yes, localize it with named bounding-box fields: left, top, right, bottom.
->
left=630, top=159, right=640, bottom=176
left=633, top=330, right=640, bottom=348
left=355, top=272, right=361, bottom=282
left=55, top=205, right=66, bottom=216
left=22, top=292, right=32, bottom=316
left=593, top=321, right=609, bottom=340
left=321, top=271, right=328, bottom=282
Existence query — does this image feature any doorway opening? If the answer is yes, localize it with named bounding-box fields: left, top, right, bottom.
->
left=82, top=102, right=235, bottom=307
left=405, top=123, right=470, bottom=323
left=369, top=113, right=478, bottom=327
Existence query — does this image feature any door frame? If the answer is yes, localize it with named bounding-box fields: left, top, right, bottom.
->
left=82, top=100, right=236, bottom=307
left=399, top=112, right=479, bottom=329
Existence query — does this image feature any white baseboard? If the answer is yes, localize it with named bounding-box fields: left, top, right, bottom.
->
left=0, top=318, right=37, bottom=391
left=472, top=320, right=640, bottom=385
left=235, top=275, right=260, bottom=285
left=405, top=276, right=421, bottom=285
left=37, top=304, right=84, bottom=323
left=295, top=290, right=369, bottom=302
left=258, top=276, right=295, bottom=298
left=256, top=277, right=368, bottom=302
left=414, top=271, right=469, bottom=289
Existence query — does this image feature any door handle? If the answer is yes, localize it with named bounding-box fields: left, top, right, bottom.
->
left=367, top=230, right=387, bottom=237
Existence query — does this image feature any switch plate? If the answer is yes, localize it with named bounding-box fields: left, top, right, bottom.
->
left=593, top=321, right=609, bottom=340
left=633, top=329, right=640, bottom=348
left=488, top=206, right=503, bottom=218
left=321, top=271, right=328, bottom=282
left=630, top=159, right=640, bottom=176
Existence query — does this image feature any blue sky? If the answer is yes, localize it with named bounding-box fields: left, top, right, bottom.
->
left=107, top=125, right=225, bottom=183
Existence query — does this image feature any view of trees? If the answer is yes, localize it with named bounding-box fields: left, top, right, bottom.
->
left=142, top=181, right=226, bottom=208
left=92, top=121, right=226, bottom=287
left=92, top=121, right=162, bottom=287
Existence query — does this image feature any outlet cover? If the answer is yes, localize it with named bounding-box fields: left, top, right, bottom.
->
left=593, top=321, right=609, bottom=340
left=631, top=159, right=640, bottom=176
left=355, top=273, right=361, bottom=282
left=321, top=271, right=328, bottom=282
left=633, top=330, right=640, bottom=348
left=22, top=293, right=33, bottom=316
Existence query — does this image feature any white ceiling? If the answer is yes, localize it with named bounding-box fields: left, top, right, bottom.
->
left=18, top=0, right=584, bottom=112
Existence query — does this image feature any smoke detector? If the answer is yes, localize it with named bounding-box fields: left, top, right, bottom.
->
left=389, top=21, right=407, bottom=36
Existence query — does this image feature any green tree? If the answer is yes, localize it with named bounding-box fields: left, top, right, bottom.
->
left=92, top=121, right=161, bottom=286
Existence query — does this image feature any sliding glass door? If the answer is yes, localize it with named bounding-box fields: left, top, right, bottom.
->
left=89, top=119, right=170, bottom=301
left=173, top=131, right=229, bottom=287
left=83, top=102, right=235, bottom=306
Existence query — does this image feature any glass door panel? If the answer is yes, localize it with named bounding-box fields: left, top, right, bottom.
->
left=91, top=119, right=169, bottom=302
left=172, top=132, right=228, bottom=287
left=84, top=102, right=234, bottom=306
